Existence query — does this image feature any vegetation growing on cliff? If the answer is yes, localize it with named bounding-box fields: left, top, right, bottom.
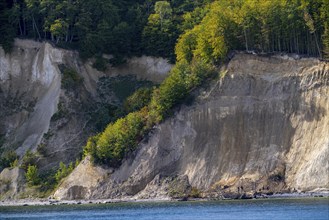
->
left=1, top=0, right=328, bottom=169
left=24, top=160, right=78, bottom=194
left=25, top=164, right=40, bottom=186
left=84, top=60, right=215, bottom=166
left=83, top=0, right=328, bottom=167
left=0, top=150, right=18, bottom=170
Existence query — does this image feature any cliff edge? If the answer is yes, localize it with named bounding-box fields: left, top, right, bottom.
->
left=54, top=53, right=329, bottom=200
left=0, top=39, right=172, bottom=199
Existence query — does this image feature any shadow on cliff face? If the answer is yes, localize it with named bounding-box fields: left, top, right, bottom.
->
left=300, top=100, right=327, bottom=122
left=296, top=67, right=328, bottom=122
left=52, top=55, right=328, bottom=200
left=100, top=65, right=329, bottom=198
left=160, top=66, right=328, bottom=192
left=0, top=89, right=37, bottom=156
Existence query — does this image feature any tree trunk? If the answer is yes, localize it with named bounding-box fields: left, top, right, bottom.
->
left=23, top=19, right=26, bottom=36
left=244, top=28, right=249, bottom=51
left=32, top=15, right=41, bottom=40
left=313, top=32, right=322, bottom=58
left=18, top=20, right=23, bottom=36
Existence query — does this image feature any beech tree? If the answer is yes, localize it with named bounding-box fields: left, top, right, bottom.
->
left=154, top=1, right=172, bottom=29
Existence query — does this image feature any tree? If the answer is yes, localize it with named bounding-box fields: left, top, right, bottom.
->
left=124, top=87, right=153, bottom=113
left=50, top=19, right=69, bottom=43
left=154, top=1, right=172, bottom=30
left=25, top=0, right=42, bottom=39
left=142, top=1, right=178, bottom=60
left=175, top=30, right=197, bottom=62
left=88, top=111, right=146, bottom=167
left=320, top=0, right=329, bottom=59
left=0, top=0, right=15, bottom=53
left=0, top=150, right=18, bottom=170
left=55, top=161, right=74, bottom=183
left=20, top=149, right=38, bottom=171
left=25, top=164, right=40, bottom=186
left=304, top=10, right=322, bottom=57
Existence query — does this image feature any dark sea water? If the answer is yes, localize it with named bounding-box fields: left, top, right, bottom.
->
left=0, top=198, right=328, bottom=220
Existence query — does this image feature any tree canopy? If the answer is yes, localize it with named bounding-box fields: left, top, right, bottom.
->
left=1, top=0, right=327, bottom=60
left=0, top=0, right=210, bottom=60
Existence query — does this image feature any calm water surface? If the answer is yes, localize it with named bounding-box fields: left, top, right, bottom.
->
left=0, top=198, right=328, bottom=220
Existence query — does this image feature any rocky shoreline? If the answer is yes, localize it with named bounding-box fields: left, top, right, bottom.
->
left=1, top=192, right=328, bottom=207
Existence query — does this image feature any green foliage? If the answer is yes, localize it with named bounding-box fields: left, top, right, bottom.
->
left=154, top=1, right=172, bottom=29
left=109, top=55, right=127, bottom=67
left=60, top=66, right=83, bottom=89
left=10, top=159, right=19, bottom=168
left=21, top=150, right=38, bottom=171
left=92, top=56, right=108, bottom=72
left=36, top=143, right=47, bottom=156
left=99, top=76, right=153, bottom=103
left=25, top=165, right=40, bottom=186
left=320, top=0, right=329, bottom=59
left=38, top=169, right=57, bottom=193
left=55, top=161, right=75, bottom=183
left=175, top=0, right=329, bottom=63
left=149, top=59, right=215, bottom=122
left=142, top=1, right=178, bottom=61
left=80, top=0, right=328, bottom=168
left=88, top=111, right=147, bottom=167
left=0, top=150, right=19, bottom=170
left=0, top=135, right=5, bottom=148
left=1, top=0, right=328, bottom=60
left=84, top=134, right=101, bottom=160
left=51, top=101, right=68, bottom=121
left=86, top=58, right=214, bottom=166
left=149, top=63, right=189, bottom=122
left=124, top=87, right=153, bottom=113
left=0, top=1, right=15, bottom=53
left=189, top=187, right=201, bottom=198
left=91, top=105, right=123, bottom=132
left=75, top=159, right=80, bottom=168
left=180, top=6, right=209, bottom=31
left=323, top=25, right=329, bottom=59
left=175, top=31, right=197, bottom=62
left=43, top=131, right=53, bottom=140
left=50, top=19, right=69, bottom=42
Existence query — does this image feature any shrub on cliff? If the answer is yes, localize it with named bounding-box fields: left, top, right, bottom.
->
left=124, top=87, right=153, bottom=113
left=148, top=59, right=215, bottom=123
left=25, top=165, right=40, bottom=186
left=84, top=58, right=215, bottom=167
left=55, top=161, right=75, bottom=183
left=92, top=56, right=108, bottom=72
left=0, top=150, right=18, bottom=170
left=85, top=110, right=148, bottom=167
left=20, top=150, right=38, bottom=171
left=59, top=65, right=83, bottom=90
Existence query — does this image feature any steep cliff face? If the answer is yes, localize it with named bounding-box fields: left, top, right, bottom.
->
left=54, top=54, right=329, bottom=200
left=0, top=40, right=62, bottom=157
left=0, top=39, right=172, bottom=198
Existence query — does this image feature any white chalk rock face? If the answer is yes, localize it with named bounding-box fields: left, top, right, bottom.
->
left=54, top=54, right=329, bottom=200
left=0, top=39, right=171, bottom=160
left=0, top=39, right=173, bottom=200
left=0, top=40, right=62, bottom=156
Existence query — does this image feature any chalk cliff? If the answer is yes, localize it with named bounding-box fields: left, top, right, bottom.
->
left=0, top=39, right=328, bottom=200
left=54, top=53, right=329, bottom=200
left=0, top=39, right=171, bottom=199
